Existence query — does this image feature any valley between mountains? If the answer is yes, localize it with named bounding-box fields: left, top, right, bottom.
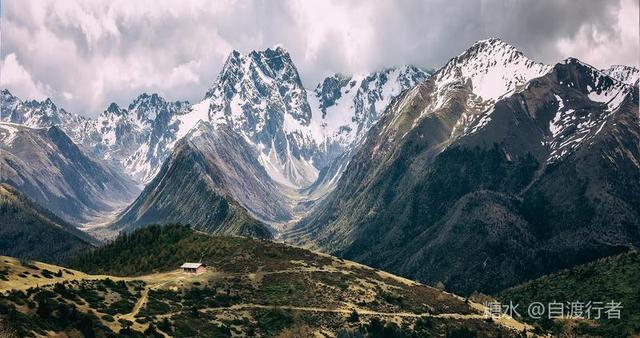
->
left=1, top=38, right=639, bottom=337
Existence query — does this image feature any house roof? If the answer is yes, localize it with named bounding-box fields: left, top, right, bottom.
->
left=180, top=262, right=204, bottom=269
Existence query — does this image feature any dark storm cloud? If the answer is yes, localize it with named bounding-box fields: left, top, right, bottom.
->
left=1, top=0, right=637, bottom=116
left=356, top=0, right=625, bottom=73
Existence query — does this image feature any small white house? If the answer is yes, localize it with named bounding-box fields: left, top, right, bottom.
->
left=180, top=262, right=206, bottom=274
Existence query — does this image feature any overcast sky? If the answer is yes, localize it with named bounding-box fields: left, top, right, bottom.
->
left=1, top=0, right=638, bottom=117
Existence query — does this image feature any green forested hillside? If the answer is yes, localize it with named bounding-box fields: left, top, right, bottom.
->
left=499, top=251, right=640, bottom=337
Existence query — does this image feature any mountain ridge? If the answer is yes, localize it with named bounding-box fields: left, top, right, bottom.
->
left=1, top=49, right=428, bottom=192
left=111, top=121, right=275, bottom=238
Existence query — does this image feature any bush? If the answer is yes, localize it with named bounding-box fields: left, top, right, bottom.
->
left=347, top=310, right=359, bottom=323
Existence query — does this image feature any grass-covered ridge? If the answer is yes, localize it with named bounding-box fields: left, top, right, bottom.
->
left=72, top=224, right=330, bottom=276
left=498, top=251, right=640, bottom=337
left=1, top=225, right=528, bottom=337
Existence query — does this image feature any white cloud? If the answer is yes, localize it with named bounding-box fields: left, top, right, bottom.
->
left=0, top=53, right=50, bottom=100
left=1, top=0, right=637, bottom=116
left=556, top=0, right=639, bottom=69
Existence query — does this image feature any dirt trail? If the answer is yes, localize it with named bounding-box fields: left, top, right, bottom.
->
left=468, top=300, right=533, bottom=333
left=200, top=304, right=532, bottom=333
left=117, top=285, right=151, bottom=322
left=204, top=303, right=484, bottom=319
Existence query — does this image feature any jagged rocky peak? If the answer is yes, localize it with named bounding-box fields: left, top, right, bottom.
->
left=24, top=97, right=57, bottom=112
left=435, top=37, right=551, bottom=102
left=314, top=73, right=351, bottom=115
left=104, top=102, right=125, bottom=116
left=311, top=65, right=430, bottom=147
left=129, top=93, right=164, bottom=114
left=0, top=90, right=22, bottom=120
left=208, top=46, right=299, bottom=90
left=195, top=46, right=320, bottom=188
left=248, top=46, right=299, bottom=81
left=128, top=92, right=189, bottom=123
left=0, top=91, right=79, bottom=128
left=207, top=46, right=311, bottom=125
left=314, top=66, right=429, bottom=109
left=100, top=93, right=190, bottom=123
left=601, top=64, right=640, bottom=86
left=130, top=92, right=163, bottom=107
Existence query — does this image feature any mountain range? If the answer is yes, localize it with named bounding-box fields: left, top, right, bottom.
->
left=1, top=38, right=638, bottom=300
left=285, top=38, right=640, bottom=294
left=1, top=48, right=427, bottom=229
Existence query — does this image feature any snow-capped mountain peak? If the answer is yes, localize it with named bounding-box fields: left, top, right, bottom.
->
left=128, top=92, right=189, bottom=126
left=602, top=64, right=640, bottom=86
left=309, top=65, right=430, bottom=147
left=173, top=47, right=430, bottom=189
left=436, top=38, right=551, bottom=103
left=187, top=47, right=319, bottom=187
left=0, top=90, right=86, bottom=130
left=205, top=46, right=312, bottom=130
left=432, top=38, right=553, bottom=141
left=2, top=47, right=429, bottom=190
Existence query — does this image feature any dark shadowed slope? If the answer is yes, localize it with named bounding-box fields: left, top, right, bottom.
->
left=0, top=183, right=96, bottom=264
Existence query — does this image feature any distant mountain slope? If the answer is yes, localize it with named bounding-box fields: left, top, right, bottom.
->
left=0, top=122, right=139, bottom=225
left=0, top=183, right=96, bottom=264
left=112, top=122, right=274, bottom=238
left=499, top=251, right=640, bottom=337
left=0, top=90, right=191, bottom=183
left=287, top=39, right=640, bottom=295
